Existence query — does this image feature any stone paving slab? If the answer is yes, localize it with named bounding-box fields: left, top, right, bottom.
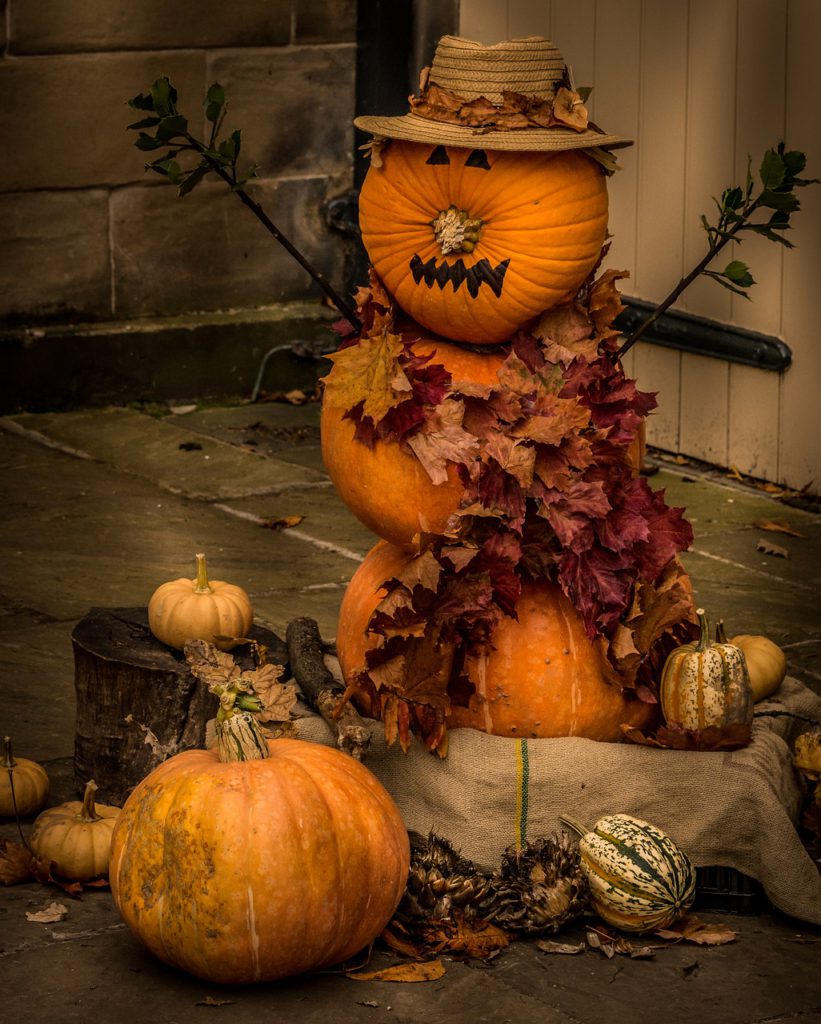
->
left=6, top=408, right=325, bottom=498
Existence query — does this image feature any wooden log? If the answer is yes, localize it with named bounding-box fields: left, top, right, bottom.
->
left=72, top=607, right=288, bottom=806
left=286, top=616, right=371, bottom=761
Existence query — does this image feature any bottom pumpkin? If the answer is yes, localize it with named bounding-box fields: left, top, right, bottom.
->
left=337, top=541, right=660, bottom=743
left=109, top=734, right=410, bottom=984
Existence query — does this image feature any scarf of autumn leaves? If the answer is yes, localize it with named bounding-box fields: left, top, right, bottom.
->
left=323, top=265, right=697, bottom=753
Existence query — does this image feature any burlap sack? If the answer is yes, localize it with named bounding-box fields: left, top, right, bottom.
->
left=297, top=676, right=821, bottom=925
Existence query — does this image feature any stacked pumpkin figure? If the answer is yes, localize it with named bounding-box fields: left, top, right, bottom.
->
left=321, top=36, right=697, bottom=755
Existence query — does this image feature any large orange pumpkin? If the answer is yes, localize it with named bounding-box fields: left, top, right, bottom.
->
left=321, top=332, right=505, bottom=550
left=337, top=541, right=658, bottom=742
left=110, top=732, right=410, bottom=984
left=358, top=141, right=609, bottom=344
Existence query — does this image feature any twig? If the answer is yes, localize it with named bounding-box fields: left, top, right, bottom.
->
left=285, top=618, right=371, bottom=761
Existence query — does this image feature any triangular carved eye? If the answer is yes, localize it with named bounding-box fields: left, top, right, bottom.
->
left=426, top=145, right=450, bottom=165
left=465, top=149, right=491, bottom=170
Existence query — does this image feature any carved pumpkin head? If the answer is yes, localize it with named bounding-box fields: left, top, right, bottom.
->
left=358, top=141, right=609, bottom=344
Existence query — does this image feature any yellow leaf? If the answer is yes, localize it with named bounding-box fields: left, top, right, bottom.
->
left=324, top=319, right=410, bottom=423
left=347, top=959, right=446, bottom=983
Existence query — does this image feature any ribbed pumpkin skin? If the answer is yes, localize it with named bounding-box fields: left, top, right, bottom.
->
left=30, top=797, right=120, bottom=881
left=321, top=334, right=504, bottom=550
left=109, top=739, right=410, bottom=984
left=148, top=577, right=252, bottom=651
left=0, top=757, right=49, bottom=817
left=661, top=637, right=752, bottom=732
left=731, top=634, right=786, bottom=702
left=578, top=814, right=696, bottom=932
left=337, top=541, right=658, bottom=741
left=359, top=142, right=608, bottom=344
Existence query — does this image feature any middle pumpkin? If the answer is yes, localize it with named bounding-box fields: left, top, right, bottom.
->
left=358, top=141, right=609, bottom=345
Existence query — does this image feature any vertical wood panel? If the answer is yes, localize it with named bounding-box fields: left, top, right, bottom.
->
left=780, top=0, right=821, bottom=489
left=731, top=0, right=787, bottom=338
left=680, top=0, right=736, bottom=322
left=679, top=352, right=729, bottom=464
left=633, top=343, right=682, bottom=452
left=551, top=0, right=597, bottom=115
left=458, top=0, right=509, bottom=43
left=594, top=0, right=642, bottom=283
left=634, top=0, right=689, bottom=302
left=508, top=0, right=551, bottom=39
left=727, top=364, right=780, bottom=479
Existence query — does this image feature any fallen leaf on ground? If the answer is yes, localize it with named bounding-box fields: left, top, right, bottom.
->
left=283, top=389, right=309, bottom=405
left=26, top=901, right=69, bottom=923
left=756, top=538, right=789, bottom=559
left=347, top=960, right=446, bottom=983
left=356, top=1001, right=380, bottom=1008
left=30, top=856, right=83, bottom=895
left=261, top=515, right=305, bottom=531
left=726, top=465, right=745, bottom=481
left=0, top=838, right=35, bottom=885
left=196, top=996, right=234, bottom=1007
left=654, top=915, right=737, bottom=945
left=682, top=960, right=700, bottom=977
left=755, top=519, right=806, bottom=538
left=537, top=940, right=585, bottom=955
left=178, top=441, right=203, bottom=451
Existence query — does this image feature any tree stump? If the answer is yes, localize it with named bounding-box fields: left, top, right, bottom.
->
left=72, top=607, right=288, bottom=806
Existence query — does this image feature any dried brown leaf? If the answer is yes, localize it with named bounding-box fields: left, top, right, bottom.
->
left=196, top=996, right=235, bottom=1006
left=0, top=838, right=35, bottom=885
left=406, top=399, right=479, bottom=486
left=261, top=514, right=305, bottom=531
left=755, top=519, right=805, bottom=538
left=533, top=302, right=597, bottom=365
left=537, top=939, right=585, bottom=955
left=347, top=960, right=446, bottom=983
left=283, top=389, right=309, bottom=405
left=756, top=538, right=790, bottom=558
left=26, top=901, right=69, bottom=923
left=418, top=913, right=510, bottom=960
left=184, top=641, right=241, bottom=690
left=654, top=914, right=737, bottom=945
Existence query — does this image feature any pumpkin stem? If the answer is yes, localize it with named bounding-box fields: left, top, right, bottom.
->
left=78, top=779, right=102, bottom=822
left=715, top=620, right=729, bottom=644
left=193, top=552, right=213, bottom=594
left=431, top=205, right=483, bottom=256
left=2, top=736, right=16, bottom=771
left=558, top=815, right=588, bottom=839
left=694, top=608, right=711, bottom=652
left=216, top=711, right=271, bottom=763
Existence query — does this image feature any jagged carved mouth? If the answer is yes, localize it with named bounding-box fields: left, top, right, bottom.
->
left=409, top=255, right=511, bottom=299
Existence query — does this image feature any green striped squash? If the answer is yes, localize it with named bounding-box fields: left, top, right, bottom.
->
left=661, top=608, right=753, bottom=733
left=561, top=813, right=696, bottom=932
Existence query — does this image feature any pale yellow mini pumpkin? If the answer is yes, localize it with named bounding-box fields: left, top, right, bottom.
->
left=716, top=623, right=787, bottom=703
left=0, top=736, right=49, bottom=817
left=148, top=553, right=253, bottom=651
left=30, top=780, right=120, bottom=881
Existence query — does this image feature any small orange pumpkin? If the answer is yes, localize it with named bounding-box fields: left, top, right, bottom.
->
left=336, top=541, right=658, bottom=742
left=148, top=553, right=253, bottom=651
left=0, top=736, right=49, bottom=817
left=358, top=141, right=609, bottom=344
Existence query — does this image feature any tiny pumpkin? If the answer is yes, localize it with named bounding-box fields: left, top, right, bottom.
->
left=148, top=552, right=253, bottom=651
left=110, top=711, right=410, bottom=984
left=661, top=608, right=753, bottom=734
left=793, top=727, right=821, bottom=783
left=0, top=736, right=49, bottom=817
left=716, top=622, right=787, bottom=703
left=30, top=779, right=120, bottom=881
left=560, top=813, right=696, bottom=932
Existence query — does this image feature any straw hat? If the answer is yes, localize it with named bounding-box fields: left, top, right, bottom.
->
left=355, top=35, right=632, bottom=153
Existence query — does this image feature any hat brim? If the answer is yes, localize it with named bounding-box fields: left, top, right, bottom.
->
left=354, top=112, right=633, bottom=152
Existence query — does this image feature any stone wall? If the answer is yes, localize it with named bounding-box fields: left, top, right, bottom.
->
left=0, top=0, right=357, bottom=326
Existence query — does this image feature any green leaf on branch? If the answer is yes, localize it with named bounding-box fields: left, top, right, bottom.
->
left=135, top=133, right=164, bottom=151
left=150, top=77, right=177, bottom=116
left=205, top=83, right=226, bottom=123
left=156, top=114, right=188, bottom=142
left=722, top=260, right=754, bottom=287
left=701, top=270, right=752, bottom=299
left=178, top=164, right=210, bottom=197
left=128, top=91, right=155, bottom=112
left=760, top=149, right=786, bottom=190
left=759, top=189, right=800, bottom=213
left=127, top=116, right=161, bottom=130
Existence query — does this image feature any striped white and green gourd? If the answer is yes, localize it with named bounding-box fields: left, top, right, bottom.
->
left=560, top=813, right=696, bottom=932
left=661, top=608, right=753, bottom=733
